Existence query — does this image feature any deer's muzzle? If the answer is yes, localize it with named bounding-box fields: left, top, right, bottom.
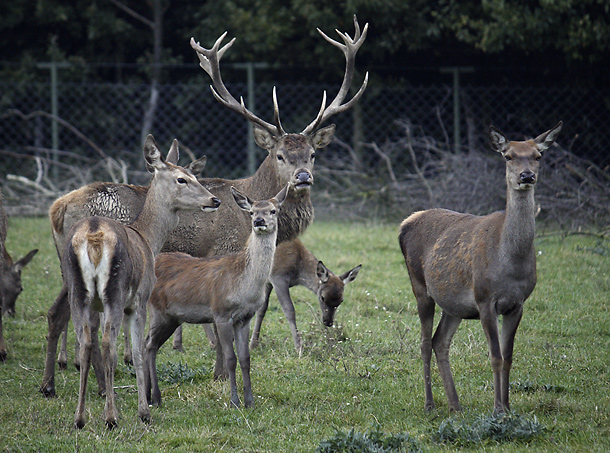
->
left=293, top=170, right=313, bottom=190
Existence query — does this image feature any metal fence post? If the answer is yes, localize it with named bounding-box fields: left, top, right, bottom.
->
left=440, top=66, right=473, bottom=152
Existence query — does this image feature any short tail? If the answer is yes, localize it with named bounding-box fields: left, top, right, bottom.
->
left=86, top=231, right=105, bottom=268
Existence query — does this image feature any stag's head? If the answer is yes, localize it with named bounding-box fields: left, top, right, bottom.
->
left=489, top=121, right=562, bottom=191
left=190, top=15, right=368, bottom=195
left=316, top=261, right=361, bottom=327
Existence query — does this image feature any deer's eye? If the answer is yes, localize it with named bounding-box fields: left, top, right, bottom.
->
left=310, top=153, right=316, bottom=160
left=249, top=211, right=254, bottom=216
left=270, top=210, right=276, bottom=215
left=535, top=155, right=542, bottom=161
left=504, top=155, right=512, bottom=161
left=177, top=177, right=187, bottom=184
left=277, top=155, right=284, bottom=162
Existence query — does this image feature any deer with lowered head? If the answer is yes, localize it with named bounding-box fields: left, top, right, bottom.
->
left=399, top=121, right=562, bottom=414
left=40, top=16, right=368, bottom=398
left=145, top=185, right=287, bottom=408
left=168, top=238, right=361, bottom=355
left=0, top=193, right=38, bottom=362
left=61, top=135, right=220, bottom=429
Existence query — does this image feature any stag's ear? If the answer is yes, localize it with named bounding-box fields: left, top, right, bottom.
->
left=186, top=156, right=207, bottom=176
left=534, top=121, right=562, bottom=153
left=144, top=135, right=166, bottom=173
left=231, top=187, right=253, bottom=211
left=311, top=124, right=336, bottom=149
left=489, top=126, right=509, bottom=154
left=253, top=125, right=277, bottom=150
left=14, top=249, right=38, bottom=272
left=316, top=261, right=330, bottom=283
left=340, top=264, right=361, bottom=285
left=166, top=139, right=180, bottom=165
left=272, top=184, right=289, bottom=207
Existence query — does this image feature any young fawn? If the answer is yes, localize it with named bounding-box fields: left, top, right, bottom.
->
left=399, top=122, right=562, bottom=413
left=62, top=135, right=220, bottom=429
left=145, top=185, right=287, bottom=408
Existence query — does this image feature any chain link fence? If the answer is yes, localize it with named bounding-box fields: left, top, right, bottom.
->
left=1, top=69, right=609, bottom=228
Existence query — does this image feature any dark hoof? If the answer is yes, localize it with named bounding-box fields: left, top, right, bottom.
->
left=57, top=360, right=67, bottom=371
left=0, top=351, right=6, bottom=363
left=105, top=419, right=118, bottom=430
left=74, top=420, right=86, bottom=430
left=40, top=385, right=56, bottom=398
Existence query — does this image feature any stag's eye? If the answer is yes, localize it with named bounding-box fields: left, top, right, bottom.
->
left=249, top=211, right=254, bottom=216
left=535, top=155, right=542, bottom=161
left=310, top=153, right=316, bottom=160
left=504, top=155, right=512, bottom=162
left=270, top=210, right=276, bottom=215
left=277, top=155, right=285, bottom=162
left=177, top=177, right=187, bottom=184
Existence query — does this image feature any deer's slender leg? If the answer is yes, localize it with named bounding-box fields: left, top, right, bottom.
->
left=72, top=296, right=93, bottom=429
left=499, top=305, right=523, bottom=412
left=479, top=302, right=505, bottom=414
left=100, top=304, right=121, bottom=429
left=40, top=286, right=71, bottom=397
left=172, top=325, right=184, bottom=351
left=216, top=320, right=239, bottom=408
left=145, top=315, right=180, bottom=406
left=128, top=301, right=150, bottom=424
left=274, top=283, right=302, bottom=354
left=250, top=283, right=273, bottom=349
left=234, top=319, right=253, bottom=407
left=432, top=311, right=463, bottom=412
left=414, top=280, right=436, bottom=412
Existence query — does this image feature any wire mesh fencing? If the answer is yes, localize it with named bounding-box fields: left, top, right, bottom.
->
left=1, top=76, right=608, bottom=228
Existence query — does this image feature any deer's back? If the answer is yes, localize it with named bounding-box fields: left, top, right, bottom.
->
left=400, top=208, right=508, bottom=316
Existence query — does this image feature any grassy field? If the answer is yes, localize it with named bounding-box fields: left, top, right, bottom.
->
left=0, top=216, right=609, bottom=451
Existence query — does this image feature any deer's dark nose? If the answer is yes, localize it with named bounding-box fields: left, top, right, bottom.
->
left=520, top=171, right=536, bottom=184
left=254, top=218, right=266, bottom=228
left=211, top=198, right=221, bottom=208
left=295, top=171, right=313, bottom=186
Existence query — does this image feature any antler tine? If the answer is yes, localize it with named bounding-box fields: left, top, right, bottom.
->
left=272, top=87, right=286, bottom=136
left=191, top=34, right=281, bottom=136
left=302, top=15, right=369, bottom=135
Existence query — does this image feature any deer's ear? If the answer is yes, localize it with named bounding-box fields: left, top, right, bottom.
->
left=14, top=249, right=38, bottom=272
left=231, top=187, right=253, bottom=211
left=253, top=126, right=277, bottom=150
left=186, top=156, right=207, bottom=176
left=166, top=139, right=180, bottom=165
left=340, top=264, right=361, bottom=285
left=534, top=121, right=562, bottom=153
left=488, top=126, right=509, bottom=154
left=316, top=261, right=330, bottom=283
left=272, top=184, right=289, bottom=207
left=144, top=135, right=166, bottom=173
left=311, top=124, right=336, bottom=149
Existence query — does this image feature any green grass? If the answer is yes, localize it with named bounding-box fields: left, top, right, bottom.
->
left=1, top=217, right=609, bottom=451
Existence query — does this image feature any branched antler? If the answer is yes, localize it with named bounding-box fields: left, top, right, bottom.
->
left=302, top=15, right=369, bottom=135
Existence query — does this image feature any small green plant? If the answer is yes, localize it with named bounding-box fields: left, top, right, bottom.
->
left=157, top=361, right=205, bottom=384
left=317, top=427, right=422, bottom=453
left=435, top=412, right=545, bottom=446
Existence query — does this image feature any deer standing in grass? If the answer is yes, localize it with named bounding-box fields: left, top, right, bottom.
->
left=41, top=16, right=368, bottom=397
left=0, top=193, right=37, bottom=362
left=62, top=135, right=220, bottom=429
left=249, top=238, right=361, bottom=353
left=399, top=122, right=562, bottom=413
left=145, top=186, right=287, bottom=408
left=170, top=238, right=361, bottom=355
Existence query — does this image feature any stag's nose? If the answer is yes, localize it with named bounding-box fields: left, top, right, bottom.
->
left=211, top=198, right=221, bottom=208
left=520, top=171, right=536, bottom=184
left=254, top=218, right=266, bottom=228
left=294, top=171, right=313, bottom=186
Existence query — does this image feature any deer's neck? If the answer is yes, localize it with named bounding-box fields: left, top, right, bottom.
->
left=130, top=183, right=180, bottom=255
left=241, top=230, right=278, bottom=289
left=245, top=156, right=282, bottom=199
left=500, top=185, right=536, bottom=262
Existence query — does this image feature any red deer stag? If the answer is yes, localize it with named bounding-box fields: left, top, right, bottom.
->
left=145, top=186, right=287, bottom=408
left=41, top=16, right=368, bottom=397
left=61, top=135, right=220, bottom=429
left=399, top=122, right=562, bottom=413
